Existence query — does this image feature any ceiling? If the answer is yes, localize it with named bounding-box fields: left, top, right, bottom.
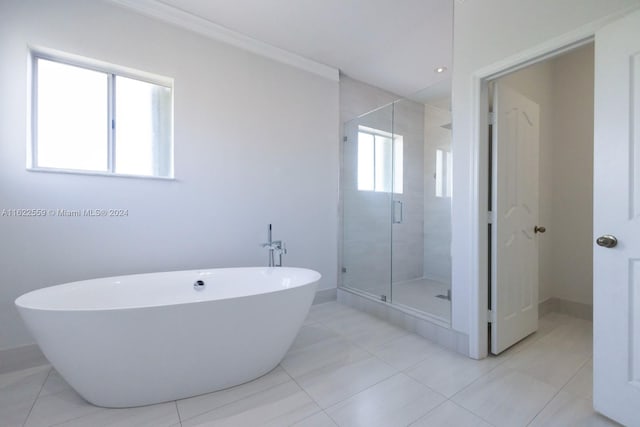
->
left=154, top=0, right=453, bottom=98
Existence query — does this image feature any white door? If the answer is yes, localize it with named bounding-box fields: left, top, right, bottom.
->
left=593, top=9, right=640, bottom=426
left=491, top=82, right=540, bottom=355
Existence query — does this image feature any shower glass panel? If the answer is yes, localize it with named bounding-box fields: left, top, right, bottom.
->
left=391, top=95, right=452, bottom=322
left=342, top=103, right=394, bottom=301
left=340, top=85, right=453, bottom=323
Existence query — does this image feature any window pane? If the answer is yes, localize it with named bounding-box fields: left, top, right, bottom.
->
left=36, top=59, right=108, bottom=171
left=436, top=148, right=452, bottom=198
left=393, top=137, right=403, bottom=194
left=436, top=149, right=444, bottom=197
left=375, top=135, right=392, bottom=192
left=446, top=150, right=453, bottom=198
left=357, top=132, right=374, bottom=191
left=115, top=76, right=172, bottom=176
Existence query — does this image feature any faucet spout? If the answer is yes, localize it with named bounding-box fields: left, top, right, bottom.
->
left=261, top=224, right=286, bottom=267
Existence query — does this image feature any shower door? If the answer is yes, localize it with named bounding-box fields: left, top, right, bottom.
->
left=341, top=104, right=394, bottom=301
left=391, top=98, right=452, bottom=321
left=341, top=95, right=452, bottom=323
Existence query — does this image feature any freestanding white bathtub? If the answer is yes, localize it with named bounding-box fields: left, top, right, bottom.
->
left=15, top=267, right=320, bottom=408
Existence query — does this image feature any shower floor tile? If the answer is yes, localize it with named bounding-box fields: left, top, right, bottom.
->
left=350, top=277, right=451, bottom=322
left=4, top=302, right=619, bottom=427
left=392, top=277, right=451, bottom=321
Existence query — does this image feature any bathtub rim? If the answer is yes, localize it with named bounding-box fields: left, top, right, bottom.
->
left=15, top=266, right=321, bottom=313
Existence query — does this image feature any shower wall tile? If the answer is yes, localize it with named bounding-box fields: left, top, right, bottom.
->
left=423, top=105, right=453, bottom=285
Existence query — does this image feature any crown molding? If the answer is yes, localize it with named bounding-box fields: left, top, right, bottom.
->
left=106, top=0, right=339, bottom=81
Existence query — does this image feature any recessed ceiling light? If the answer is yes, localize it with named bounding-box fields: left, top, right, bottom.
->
left=435, top=66, right=447, bottom=73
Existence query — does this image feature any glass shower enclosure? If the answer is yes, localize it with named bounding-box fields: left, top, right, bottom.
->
left=341, top=89, right=453, bottom=323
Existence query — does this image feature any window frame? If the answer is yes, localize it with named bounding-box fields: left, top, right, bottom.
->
left=357, top=125, right=404, bottom=194
left=28, top=48, right=175, bottom=180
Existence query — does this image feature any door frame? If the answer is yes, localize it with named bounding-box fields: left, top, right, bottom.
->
left=467, top=8, right=639, bottom=359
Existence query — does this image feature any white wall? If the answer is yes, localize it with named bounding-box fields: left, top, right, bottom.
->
left=0, top=0, right=339, bottom=350
left=549, top=44, right=594, bottom=305
left=451, top=0, right=639, bottom=339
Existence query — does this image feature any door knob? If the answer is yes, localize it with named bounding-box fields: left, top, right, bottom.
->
left=534, top=225, right=546, bottom=234
left=596, top=235, right=618, bottom=248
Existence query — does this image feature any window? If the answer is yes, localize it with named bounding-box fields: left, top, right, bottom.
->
left=31, top=52, right=173, bottom=178
left=357, top=126, right=403, bottom=193
left=435, top=148, right=452, bottom=198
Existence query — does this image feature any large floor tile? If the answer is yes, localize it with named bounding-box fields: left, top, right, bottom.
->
left=488, top=313, right=575, bottom=358
left=24, top=387, right=104, bottom=427
left=39, top=369, right=73, bottom=398
left=0, top=365, right=51, bottom=427
left=322, top=311, right=409, bottom=351
left=405, top=348, right=503, bottom=397
left=52, top=401, right=180, bottom=427
left=368, top=333, right=441, bottom=371
left=295, top=356, right=396, bottom=409
left=289, top=323, right=341, bottom=352
left=326, top=373, right=445, bottom=427
left=452, top=366, right=557, bottom=427
left=537, top=312, right=576, bottom=335
left=501, top=319, right=592, bottom=389
left=562, top=359, right=593, bottom=400
left=176, top=365, right=291, bottom=421
left=281, top=336, right=370, bottom=379
left=292, top=411, right=338, bottom=426
left=0, top=307, right=601, bottom=427
left=180, top=380, right=319, bottom=427
left=528, top=391, right=621, bottom=427
left=319, top=310, right=381, bottom=335
left=409, top=400, right=493, bottom=427
left=537, top=317, right=592, bottom=353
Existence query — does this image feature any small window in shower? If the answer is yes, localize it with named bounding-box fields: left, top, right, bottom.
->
left=436, top=148, right=452, bottom=198
left=357, top=126, right=403, bottom=194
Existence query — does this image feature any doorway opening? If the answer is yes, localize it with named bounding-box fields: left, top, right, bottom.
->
left=487, top=42, right=595, bottom=355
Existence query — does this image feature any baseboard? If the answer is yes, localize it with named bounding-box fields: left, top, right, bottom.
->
left=0, top=344, right=48, bottom=375
left=313, top=288, right=337, bottom=305
left=539, top=297, right=592, bottom=321
left=538, top=298, right=559, bottom=317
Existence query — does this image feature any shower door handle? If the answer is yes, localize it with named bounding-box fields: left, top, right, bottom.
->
left=393, top=200, right=403, bottom=224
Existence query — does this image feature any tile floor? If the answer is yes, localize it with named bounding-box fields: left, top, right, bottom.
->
left=392, top=278, right=451, bottom=322
left=0, top=302, right=619, bottom=427
left=348, top=277, right=451, bottom=322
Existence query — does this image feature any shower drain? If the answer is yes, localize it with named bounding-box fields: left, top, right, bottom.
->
left=435, top=289, right=452, bottom=301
